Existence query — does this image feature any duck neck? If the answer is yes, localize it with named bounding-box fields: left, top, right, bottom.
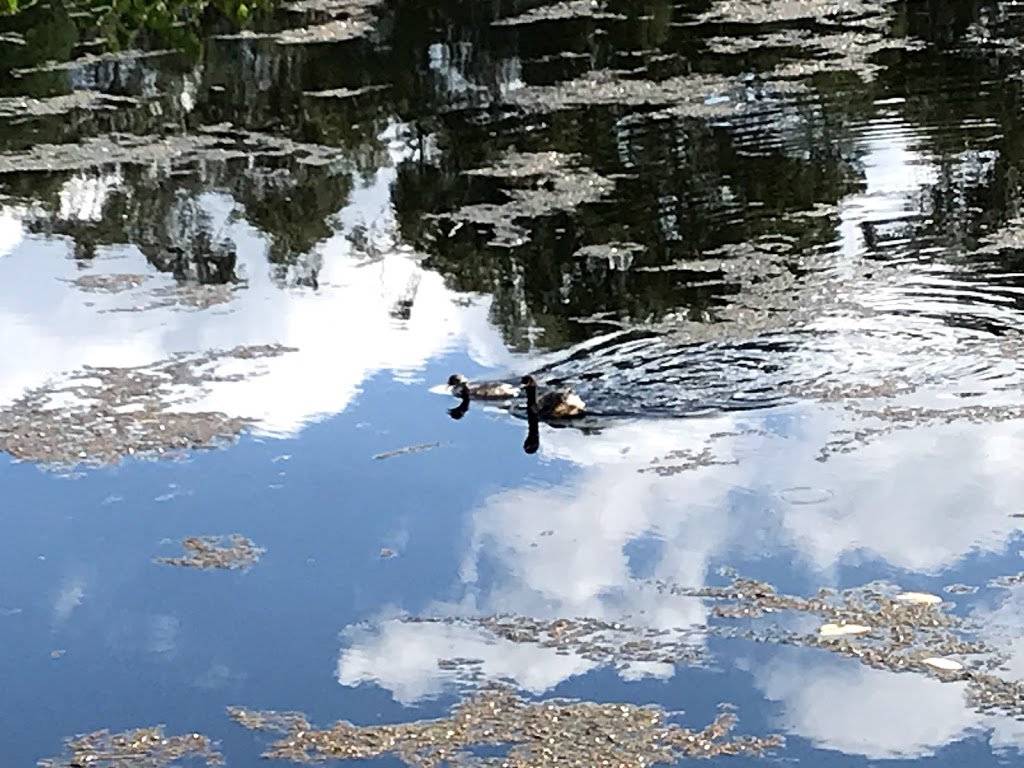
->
left=525, top=384, right=538, bottom=413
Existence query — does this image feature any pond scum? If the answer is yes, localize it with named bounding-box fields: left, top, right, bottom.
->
left=0, top=344, right=295, bottom=469
left=38, top=569, right=1024, bottom=766
left=38, top=727, right=224, bottom=768
left=16, top=0, right=1024, bottom=764
left=228, top=685, right=782, bottom=766
left=155, top=534, right=264, bottom=570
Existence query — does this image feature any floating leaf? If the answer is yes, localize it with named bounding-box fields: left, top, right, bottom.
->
left=922, top=657, right=963, bottom=671
left=819, top=623, right=871, bottom=637
left=895, top=591, right=942, bottom=605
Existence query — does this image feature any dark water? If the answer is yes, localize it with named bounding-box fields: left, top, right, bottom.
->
left=6, top=0, right=1024, bottom=765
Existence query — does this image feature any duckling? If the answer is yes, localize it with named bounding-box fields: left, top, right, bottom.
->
left=521, top=375, right=586, bottom=419
left=447, top=373, right=520, bottom=400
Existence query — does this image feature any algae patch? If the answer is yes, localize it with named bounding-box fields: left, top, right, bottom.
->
left=228, top=684, right=781, bottom=765
left=38, top=726, right=223, bottom=768
left=0, top=344, right=296, bottom=469
left=693, top=0, right=895, bottom=27
left=156, top=534, right=264, bottom=570
left=492, top=0, right=625, bottom=26
left=408, top=614, right=707, bottom=670
left=440, top=150, right=615, bottom=247
left=506, top=70, right=749, bottom=118
left=0, top=128, right=350, bottom=175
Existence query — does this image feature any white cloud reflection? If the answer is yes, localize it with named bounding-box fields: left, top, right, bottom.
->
left=0, top=98, right=1021, bottom=761
left=332, top=118, right=1024, bottom=761
left=758, top=655, right=982, bottom=759
left=0, top=123, right=515, bottom=435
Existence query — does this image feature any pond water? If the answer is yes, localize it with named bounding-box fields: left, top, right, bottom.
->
left=6, top=0, right=1024, bottom=765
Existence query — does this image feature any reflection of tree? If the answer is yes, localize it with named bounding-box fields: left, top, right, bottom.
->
left=19, top=151, right=353, bottom=287
left=866, top=1, right=1024, bottom=281
left=384, top=0, right=1024, bottom=349
left=232, top=161, right=352, bottom=271
left=0, top=1, right=77, bottom=96
left=394, top=105, right=860, bottom=349
left=7, top=0, right=1024, bottom=349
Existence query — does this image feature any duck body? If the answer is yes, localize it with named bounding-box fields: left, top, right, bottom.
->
left=521, top=375, right=586, bottom=419
left=447, top=373, right=520, bottom=400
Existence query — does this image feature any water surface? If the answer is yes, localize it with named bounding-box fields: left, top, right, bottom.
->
left=5, top=0, right=1024, bottom=765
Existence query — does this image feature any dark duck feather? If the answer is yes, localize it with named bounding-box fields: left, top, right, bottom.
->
left=521, top=375, right=586, bottom=419
left=447, top=373, right=521, bottom=400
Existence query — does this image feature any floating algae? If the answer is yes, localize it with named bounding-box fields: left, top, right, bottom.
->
left=68, top=273, right=151, bottom=293
left=372, top=442, right=440, bottom=460
left=448, top=614, right=706, bottom=668
left=492, top=0, right=626, bottom=26
left=155, top=535, right=264, bottom=571
left=692, top=0, right=896, bottom=27
left=0, top=92, right=138, bottom=119
left=0, top=128, right=352, bottom=175
left=216, top=0, right=382, bottom=45
left=228, top=684, right=781, bottom=766
left=442, top=150, right=616, bottom=248
left=38, top=725, right=223, bottom=768
left=0, top=344, right=296, bottom=469
left=506, top=70, right=749, bottom=118
left=656, top=574, right=989, bottom=681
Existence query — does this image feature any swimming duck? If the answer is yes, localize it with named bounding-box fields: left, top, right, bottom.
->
left=447, top=373, right=521, bottom=400
left=521, top=375, right=586, bottom=419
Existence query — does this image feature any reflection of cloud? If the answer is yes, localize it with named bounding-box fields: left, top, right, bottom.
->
left=0, top=206, right=23, bottom=257
left=105, top=612, right=180, bottom=661
left=338, top=407, right=1024, bottom=705
left=59, top=172, right=121, bottom=221
left=338, top=620, right=596, bottom=706
left=971, top=587, right=1024, bottom=751
left=757, top=655, right=982, bottom=759
left=52, top=575, right=87, bottom=627
left=337, top=415, right=738, bottom=703
left=0, top=125, right=514, bottom=435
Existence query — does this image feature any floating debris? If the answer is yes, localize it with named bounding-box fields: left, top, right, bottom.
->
left=0, top=344, right=295, bottom=469
left=442, top=151, right=616, bottom=248
left=641, top=445, right=737, bottom=476
left=693, top=0, right=894, bottom=27
left=506, top=70, right=747, bottom=119
left=155, top=535, right=264, bottom=571
left=819, top=623, right=871, bottom=637
left=0, top=92, right=138, bottom=119
left=667, top=574, right=988, bottom=680
left=68, top=273, right=150, bottom=294
left=895, top=592, right=943, bottom=605
left=922, top=657, right=964, bottom=672
left=379, top=548, right=396, bottom=559
left=492, top=0, right=625, bottom=26
left=228, top=684, right=781, bottom=765
left=989, top=571, right=1024, bottom=588
left=215, top=0, right=381, bottom=45
left=944, top=583, right=979, bottom=595
left=38, top=726, right=223, bottom=768
left=403, top=614, right=706, bottom=670
left=372, top=442, right=440, bottom=460
left=0, top=128, right=353, bottom=175
left=89, top=280, right=242, bottom=313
